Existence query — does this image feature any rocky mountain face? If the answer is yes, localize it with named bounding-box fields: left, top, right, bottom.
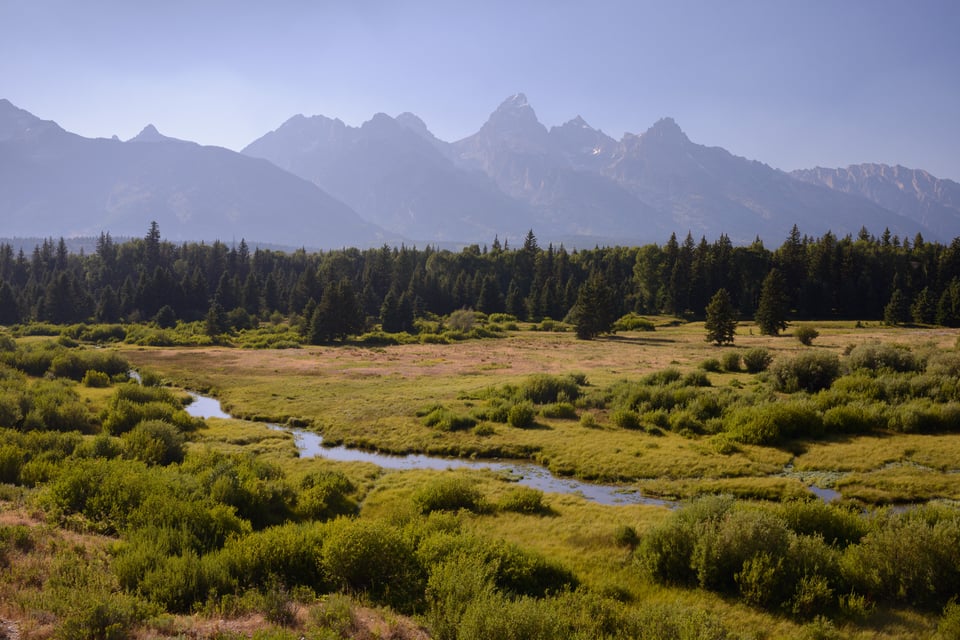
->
left=0, top=99, right=384, bottom=248
left=243, top=111, right=528, bottom=242
left=791, top=164, right=960, bottom=239
left=246, top=94, right=932, bottom=246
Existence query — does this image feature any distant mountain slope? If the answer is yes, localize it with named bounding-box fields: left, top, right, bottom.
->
left=791, top=164, right=960, bottom=239
left=600, top=118, right=924, bottom=242
left=449, top=94, right=663, bottom=241
left=0, top=99, right=386, bottom=248
left=243, top=111, right=534, bottom=243
left=449, top=96, right=923, bottom=243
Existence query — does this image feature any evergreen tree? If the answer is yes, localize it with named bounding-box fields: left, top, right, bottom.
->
left=380, top=289, right=403, bottom=333
left=154, top=305, right=177, bottom=329
left=204, top=298, right=228, bottom=337
left=96, top=285, right=121, bottom=323
left=310, top=280, right=363, bottom=343
left=705, top=288, right=737, bottom=345
left=570, top=272, right=616, bottom=340
left=476, top=275, right=504, bottom=314
left=755, top=268, right=790, bottom=335
left=0, top=281, right=19, bottom=325
left=911, top=287, right=935, bottom=324
left=883, top=289, right=909, bottom=326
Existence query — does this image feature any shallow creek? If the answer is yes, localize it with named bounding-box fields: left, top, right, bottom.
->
left=184, top=393, right=673, bottom=507
left=185, top=392, right=843, bottom=507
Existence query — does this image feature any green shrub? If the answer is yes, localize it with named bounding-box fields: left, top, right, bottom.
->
left=692, top=508, right=792, bottom=596
left=613, top=524, right=639, bottom=548
left=422, top=406, right=477, bottom=432
left=447, top=309, right=476, bottom=332
left=927, top=351, right=960, bottom=377
left=321, top=518, right=423, bottom=611
left=0, top=334, right=16, bottom=352
left=414, top=476, right=486, bottom=514
left=295, top=471, right=358, bottom=521
left=76, top=324, right=127, bottom=343
left=121, top=420, right=185, bottom=466
left=641, top=368, right=682, bottom=386
left=726, top=400, right=823, bottom=444
left=939, top=601, right=960, bottom=640
left=520, top=374, right=581, bottom=404
left=540, top=402, right=577, bottom=419
left=841, top=508, right=960, bottom=608
left=220, top=522, right=327, bottom=590
left=507, top=401, right=536, bottom=428
left=771, top=352, right=841, bottom=393
left=795, top=325, right=820, bottom=346
left=742, top=348, right=773, bottom=373
left=23, top=380, right=95, bottom=433
left=82, top=370, right=111, bottom=388
left=0, top=444, right=25, bottom=483
left=777, top=500, right=867, bottom=547
left=846, top=343, right=922, bottom=373
left=49, top=349, right=130, bottom=381
left=57, top=596, right=146, bottom=640
left=720, top=351, right=741, bottom=372
left=579, top=413, right=599, bottom=429
left=309, top=593, right=358, bottom=637
left=613, top=313, right=655, bottom=332
left=610, top=408, right=641, bottom=430
left=497, top=487, right=548, bottom=515
left=426, top=553, right=497, bottom=640
left=822, top=402, right=887, bottom=434
left=682, top=370, right=711, bottom=387
left=473, top=423, right=495, bottom=436
left=700, top=357, right=721, bottom=372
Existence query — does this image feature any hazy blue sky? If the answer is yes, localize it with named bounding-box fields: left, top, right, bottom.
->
left=3, top=0, right=959, bottom=179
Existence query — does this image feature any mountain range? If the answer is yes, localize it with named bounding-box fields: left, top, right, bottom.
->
left=3, top=95, right=959, bottom=249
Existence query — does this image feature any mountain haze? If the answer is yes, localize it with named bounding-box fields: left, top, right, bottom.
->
left=791, top=164, right=960, bottom=239
left=247, top=94, right=932, bottom=246
left=1, top=96, right=954, bottom=249
left=243, top=111, right=529, bottom=242
left=0, top=99, right=385, bottom=248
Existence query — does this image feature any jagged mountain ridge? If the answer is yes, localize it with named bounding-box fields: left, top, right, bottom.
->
left=247, top=94, right=932, bottom=245
left=0, top=99, right=387, bottom=248
left=791, top=164, right=960, bottom=239
left=243, top=111, right=529, bottom=242
left=1, top=96, right=952, bottom=249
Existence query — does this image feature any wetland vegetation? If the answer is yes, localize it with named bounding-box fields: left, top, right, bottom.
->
left=2, top=226, right=960, bottom=638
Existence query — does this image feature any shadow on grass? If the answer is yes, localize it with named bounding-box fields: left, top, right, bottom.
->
left=601, top=334, right=678, bottom=345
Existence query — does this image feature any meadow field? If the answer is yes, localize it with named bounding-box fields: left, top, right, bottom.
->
left=2, top=318, right=960, bottom=639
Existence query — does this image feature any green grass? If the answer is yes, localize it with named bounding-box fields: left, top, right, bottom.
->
left=123, top=322, right=960, bottom=503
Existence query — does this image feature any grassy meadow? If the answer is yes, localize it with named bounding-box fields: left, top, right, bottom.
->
left=124, top=318, right=960, bottom=505
left=2, top=318, right=960, bottom=638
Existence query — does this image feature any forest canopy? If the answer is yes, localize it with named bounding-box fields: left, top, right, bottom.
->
left=2, top=224, right=959, bottom=337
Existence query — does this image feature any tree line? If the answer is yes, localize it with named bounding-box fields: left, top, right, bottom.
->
left=2, top=222, right=960, bottom=338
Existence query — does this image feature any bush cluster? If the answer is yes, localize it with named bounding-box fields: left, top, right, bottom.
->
left=637, top=498, right=960, bottom=616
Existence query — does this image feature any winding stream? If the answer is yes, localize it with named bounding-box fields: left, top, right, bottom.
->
left=185, top=393, right=673, bottom=507
left=185, top=393, right=845, bottom=506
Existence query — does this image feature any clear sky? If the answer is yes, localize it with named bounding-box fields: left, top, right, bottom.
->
left=3, top=0, right=959, bottom=179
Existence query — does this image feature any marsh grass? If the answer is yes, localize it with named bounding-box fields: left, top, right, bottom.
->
left=123, top=323, right=960, bottom=504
